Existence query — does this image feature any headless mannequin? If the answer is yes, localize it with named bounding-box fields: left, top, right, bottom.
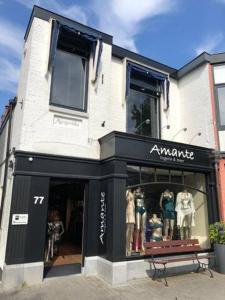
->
left=126, top=189, right=135, bottom=255
left=134, top=186, right=146, bottom=251
left=176, top=190, right=195, bottom=240
left=46, top=211, right=64, bottom=262
left=149, top=214, right=163, bottom=242
left=160, top=189, right=175, bottom=240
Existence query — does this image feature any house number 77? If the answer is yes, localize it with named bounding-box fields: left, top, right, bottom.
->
left=34, top=196, right=45, bottom=205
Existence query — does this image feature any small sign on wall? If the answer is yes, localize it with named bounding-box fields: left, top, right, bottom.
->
left=12, top=214, right=29, bottom=225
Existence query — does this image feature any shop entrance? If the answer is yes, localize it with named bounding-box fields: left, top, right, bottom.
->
left=44, top=178, right=85, bottom=277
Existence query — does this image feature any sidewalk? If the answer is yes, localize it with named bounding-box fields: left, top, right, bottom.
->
left=1, top=271, right=225, bottom=300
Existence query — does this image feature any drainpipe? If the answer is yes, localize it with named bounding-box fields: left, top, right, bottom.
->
left=0, top=98, right=16, bottom=228
left=208, top=64, right=222, bottom=221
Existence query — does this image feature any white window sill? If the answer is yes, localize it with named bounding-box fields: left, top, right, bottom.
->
left=49, top=105, right=89, bottom=119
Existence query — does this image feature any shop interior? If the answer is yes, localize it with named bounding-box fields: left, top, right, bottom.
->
left=126, top=166, right=209, bottom=257
left=44, top=178, right=85, bottom=274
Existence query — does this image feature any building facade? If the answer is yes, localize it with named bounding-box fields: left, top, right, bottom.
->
left=0, top=5, right=224, bottom=289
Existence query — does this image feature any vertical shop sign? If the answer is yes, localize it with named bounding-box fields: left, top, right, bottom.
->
left=99, top=192, right=107, bottom=245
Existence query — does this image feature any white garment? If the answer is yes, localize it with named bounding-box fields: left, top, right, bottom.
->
left=175, top=192, right=195, bottom=227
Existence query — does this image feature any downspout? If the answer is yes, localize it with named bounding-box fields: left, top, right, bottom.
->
left=0, top=99, right=15, bottom=228
left=208, top=64, right=222, bottom=220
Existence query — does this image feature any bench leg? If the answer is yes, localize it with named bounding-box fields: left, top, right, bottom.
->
left=196, top=260, right=214, bottom=278
left=151, top=263, right=168, bottom=287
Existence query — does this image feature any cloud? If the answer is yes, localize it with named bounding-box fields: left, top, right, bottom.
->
left=92, top=0, right=177, bottom=52
left=0, top=58, right=19, bottom=92
left=0, top=19, right=24, bottom=58
left=195, top=32, right=224, bottom=55
left=15, top=0, right=87, bottom=24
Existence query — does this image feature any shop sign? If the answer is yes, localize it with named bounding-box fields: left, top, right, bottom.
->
left=12, top=214, right=28, bottom=225
left=149, top=144, right=195, bottom=164
left=99, top=192, right=107, bottom=245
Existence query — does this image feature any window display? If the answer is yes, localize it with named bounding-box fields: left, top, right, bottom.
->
left=126, top=166, right=210, bottom=257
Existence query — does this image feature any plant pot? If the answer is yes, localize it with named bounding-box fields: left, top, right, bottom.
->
left=214, top=244, right=225, bottom=274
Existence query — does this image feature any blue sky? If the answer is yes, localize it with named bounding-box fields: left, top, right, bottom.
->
left=0, top=0, right=225, bottom=115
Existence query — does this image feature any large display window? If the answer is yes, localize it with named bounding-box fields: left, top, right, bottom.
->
left=126, top=165, right=209, bottom=257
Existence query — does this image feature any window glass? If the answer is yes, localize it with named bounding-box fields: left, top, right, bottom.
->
left=127, top=88, right=159, bottom=138
left=217, top=86, right=225, bottom=126
left=127, top=165, right=141, bottom=187
left=125, top=166, right=209, bottom=257
left=170, top=169, right=183, bottom=184
left=140, top=167, right=155, bottom=184
left=156, top=168, right=169, bottom=182
left=51, top=49, right=86, bottom=110
left=214, top=65, right=225, bottom=84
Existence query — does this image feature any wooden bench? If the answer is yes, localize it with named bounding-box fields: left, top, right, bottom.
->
left=145, top=239, right=213, bottom=286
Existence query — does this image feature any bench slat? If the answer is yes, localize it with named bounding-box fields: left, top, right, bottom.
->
left=144, top=239, right=199, bottom=249
left=145, top=245, right=201, bottom=255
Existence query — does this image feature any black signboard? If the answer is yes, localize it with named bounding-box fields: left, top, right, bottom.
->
left=100, top=132, right=212, bottom=170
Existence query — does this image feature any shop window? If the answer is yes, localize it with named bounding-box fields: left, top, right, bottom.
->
left=127, top=73, right=160, bottom=138
left=215, top=85, right=225, bottom=129
left=156, top=168, right=169, bottom=182
left=125, top=165, right=210, bottom=257
left=127, top=165, right=141, bottom=186
left=170, top=169, right=183, bottom=184
left=140, top=167, right=155, bottom=183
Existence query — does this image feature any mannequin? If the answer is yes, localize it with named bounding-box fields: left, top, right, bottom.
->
left=160, top=189, right=175, bottom=240
left=134, top=186, right=146, bottom=252
left=149, top=214, right=163, bottom=242
left=46, top=211, right=64, bottom=262
left=175, top=190, right=195, bottom=240
left=126, top=189, right=135, bottom=255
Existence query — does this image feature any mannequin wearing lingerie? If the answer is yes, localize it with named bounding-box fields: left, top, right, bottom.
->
left=126, top=189, right=135, bottom=255
left=160, top=189, right=175, bottom=240
left=149, top=214, right=163, bottom=242
left=176, top=190, right=195, bottom=239
left=134, top=186, right=146, bottom=251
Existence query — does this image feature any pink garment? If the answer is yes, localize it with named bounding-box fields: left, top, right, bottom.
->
left=126, top=190, right=135, bottom=223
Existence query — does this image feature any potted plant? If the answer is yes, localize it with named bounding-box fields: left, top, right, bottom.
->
left=209, top=221, right=225, bottom=274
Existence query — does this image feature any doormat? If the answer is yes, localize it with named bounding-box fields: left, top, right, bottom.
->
left=44, top=263, right=81, bottom=278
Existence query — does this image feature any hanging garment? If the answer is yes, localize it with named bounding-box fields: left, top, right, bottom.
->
left=175, top=192, right=195, bottom=227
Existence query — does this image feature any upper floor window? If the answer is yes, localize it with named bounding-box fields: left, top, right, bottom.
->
left=214, top=65, right=225, bottom=129
left=216, top=85, right=225, bottom=128
left=126, top=64, right=164, bottom=138
left=51, top=49, right=87, bottom=111
left=49, top=21, right=102, bottom=112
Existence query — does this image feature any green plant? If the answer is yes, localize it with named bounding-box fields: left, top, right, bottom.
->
left=209, top=222, right=225, bottom=245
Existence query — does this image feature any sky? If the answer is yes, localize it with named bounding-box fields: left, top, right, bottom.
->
left=0, top=0, right=225, bottom=115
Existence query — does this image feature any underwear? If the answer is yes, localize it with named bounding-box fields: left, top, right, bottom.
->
left=151, top=236, right=163, bottom=242
left=135, top=206, right=146, bottom=215
left=163, top=211, right=175, bottom=220
left=149, top=222, right=163, bottom=229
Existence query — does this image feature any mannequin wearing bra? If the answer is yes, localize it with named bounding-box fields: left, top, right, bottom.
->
left=160, top=189, right=175, bottom=240
left=176, top=190, right=195, bottom=240
left=134, top=186, right=146, bottom=251
left=46, top=211, right=64, bottom=262
left=149, top=214, right=163, bottom=242
left=126, top=189, right=135, bottom=255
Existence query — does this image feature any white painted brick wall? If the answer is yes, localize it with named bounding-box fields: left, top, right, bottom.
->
left=13, top=17, right=216, bottom=162
left=177, top=64, right=215, bottom=148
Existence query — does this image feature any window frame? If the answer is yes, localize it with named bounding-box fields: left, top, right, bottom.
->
left=49, top=47, right=89, bottom=113
left=126, top=83, right=161, bottom=139
left=215, top=83, right=225, bottom=130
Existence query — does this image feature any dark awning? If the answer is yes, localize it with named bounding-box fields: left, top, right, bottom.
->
left=126, top=62, right=170, bottom=110
left=48, top=20, right=103, bottom=83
